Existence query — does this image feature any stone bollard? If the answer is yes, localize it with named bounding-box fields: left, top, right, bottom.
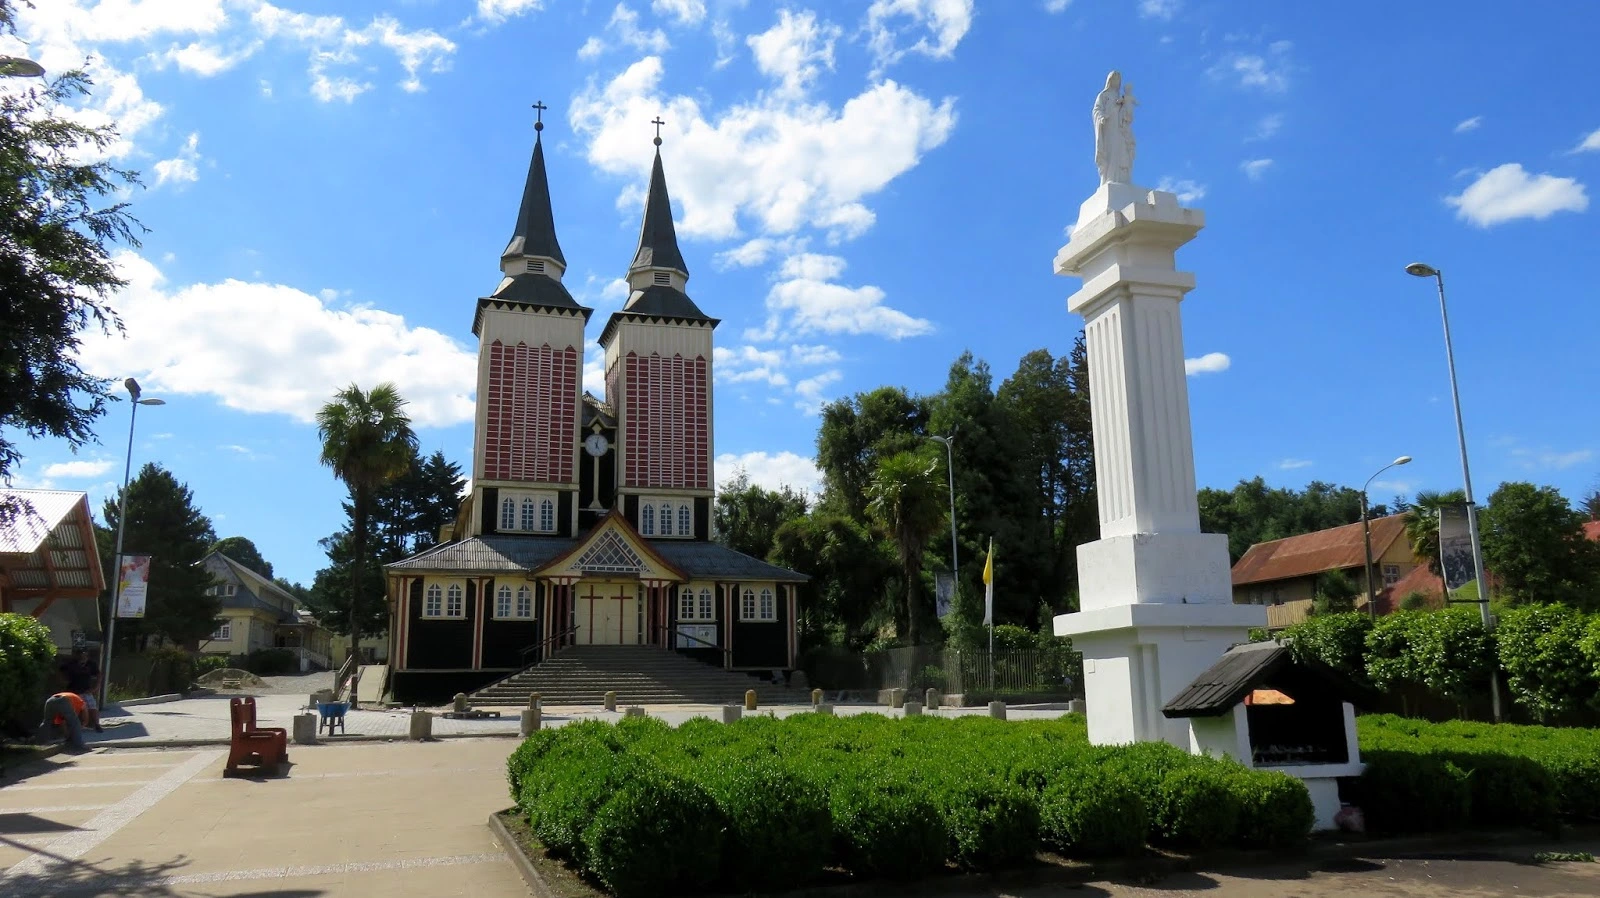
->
left=624, top=706, right=645, bottom=718
left=721, top=704, right=742, bottom=724
left=1068, top=698, right=1086, bottom=715
left=520, top=706, right=542, bottom=736
left=603, top=691, right=617, bottom=712
left=744, top=689, right=758, bottom=711
left=815, top=703, right=835, bottom=716
left=811, top=688, right=823, bottom=706
left=889, top=688, right=905, bottom=709
left=528, top=692, right=542, bottom=710
left=453, top=693, right=469, bottom=714
left=988, top=701, right=1007, bottom=720
left=925, top=688, right=940, bottom=710
left=904, top=700, right=923, bottom=716
left=292, top=712, right=318, bottom=744
left=408, top=710, right=433, bottom=741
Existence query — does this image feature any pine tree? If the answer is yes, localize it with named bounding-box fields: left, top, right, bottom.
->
left=99, top=464, right=220, bottom=648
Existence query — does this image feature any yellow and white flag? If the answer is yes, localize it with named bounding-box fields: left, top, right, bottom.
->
left=982, top=538, right=994, bottom=626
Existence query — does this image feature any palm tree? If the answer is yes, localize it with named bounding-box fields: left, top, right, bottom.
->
left=316, top=383, right=417, bottom=668
left=866, top=450, right=947, bottom=645
left=1403, top=489, right=1467, bottom=575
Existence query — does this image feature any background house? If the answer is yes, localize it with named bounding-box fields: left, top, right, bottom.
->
left=0, top=489, right=105, bottom=649
left=1231, top=514, right=1416, bottom=628
left=199, top=551, right=332, bottom=670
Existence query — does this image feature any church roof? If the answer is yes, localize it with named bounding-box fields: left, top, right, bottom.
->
left=501, top=134, right=565, bottom=266
left=473, top=275, right=593, bottom=335
left=630, top=149, right=688, bottom=275
left=582, top=392, right=616, bottom=429
left=598, top=286, right=719, bottom=346
left=384, top=534, right=807, bottom=582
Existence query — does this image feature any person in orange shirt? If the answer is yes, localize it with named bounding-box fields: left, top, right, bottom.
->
left=38, top=691, right=89, bottom=751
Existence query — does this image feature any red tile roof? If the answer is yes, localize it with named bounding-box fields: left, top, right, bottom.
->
left=1584, top=520, right=1600, bottom=542
left=1373, top=565, right=1446, bottom=616
left=1231, top=514, right=1409, bottom=586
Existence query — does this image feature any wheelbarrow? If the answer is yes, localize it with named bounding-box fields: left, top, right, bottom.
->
left=316, top=701, right=350, bottom=737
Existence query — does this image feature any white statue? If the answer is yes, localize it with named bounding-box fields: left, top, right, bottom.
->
left=1093, top=70, right=1136, bottom=185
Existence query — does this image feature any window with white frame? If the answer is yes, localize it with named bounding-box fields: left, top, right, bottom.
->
left=759, top=587, right=776, bottom=621
left=1382, top=564, right=1401, bottom=586
left=516, top=586, right=533, bottom=618
left=678, top=504, right=691, bottom=536
left=659, top=501, right=674, bottom=536
left=699, top=587, right=714, bottom=620
left=211, top=620, right=231, bottom=640
left=641, top=503, right=655, bottom=536
left=679, top=584, right=716, bottom=621
left=496, top=585, right=513, bottom=619
left=639, top=498, right=692, bottom=538
left=446, top=583, right=464, bottom=617
left=499, top=490, right=558, bottom=533
left=740, top=586, right=757, bottom=621
left=678, top=587, right=695, bottom=620
left=424, top=584, right=443, bottom=617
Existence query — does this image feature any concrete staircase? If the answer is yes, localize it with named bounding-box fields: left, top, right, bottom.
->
left=469, top=645, right=811, bottom=706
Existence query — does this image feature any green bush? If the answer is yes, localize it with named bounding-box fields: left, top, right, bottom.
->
left=194, top=654, right=230, bottom=675
left=0, top=613, right=56, bottom=730
left=581, top=764, right=724, bottom=898
left=245, top=647, right=298, bottom=676
left=1149, top=766, right=1240, bottom=849
left=1229, top=770, right=1313, bottom=849
left=1356, top=751, right=1471, bottom=834
left=932, top=773, right=1040, bottom=870
left=1039, top=772, right=1147, bottom=856
left=146, top=647, right=195, bottom=696
left=1495, top=604, right=1593, bottom=723
left=1365, top=607, right=1493, bottom=704
left=1280, top=612, right=1372, bottom=684
left=828, top=774, right=947, bottom=879
left=695, top=753, right=831, bottom=890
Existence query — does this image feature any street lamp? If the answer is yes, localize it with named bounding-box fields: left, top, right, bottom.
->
left=1405, top=261, right=1500, bottom=722
left=100, top=378, right=165, bottom=706
left=0, top=55, right=45, bottom=78
left=1362, top=455, right=1412, bottom=618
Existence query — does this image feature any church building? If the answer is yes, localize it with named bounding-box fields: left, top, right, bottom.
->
left=384, top=115, right=806, bottom=702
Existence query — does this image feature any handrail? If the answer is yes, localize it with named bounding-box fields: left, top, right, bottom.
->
left=332, top=654, right=357, bottom=701
left=652, top=622, right=733, bottom=664
left=521, top=624, right=579, bottom=666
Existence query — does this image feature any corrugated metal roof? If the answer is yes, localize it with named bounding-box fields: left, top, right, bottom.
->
left=1163, top=640, right=1380, bottom=718
left=385, top=534, right=807, bottom=582
left=0, top=489, right=86, bottom=555
left=1231, top=514, right=1408, bottom=586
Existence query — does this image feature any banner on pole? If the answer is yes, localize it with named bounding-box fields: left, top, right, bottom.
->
left=116, top=555, right=153, bottom=618
left=1438, top=504, right=1477, bottom=593
left=934, top=572, right=954, bottom=619
left=982, top=539, right=995, bottom=626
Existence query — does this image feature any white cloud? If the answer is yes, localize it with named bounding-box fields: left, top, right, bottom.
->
left=1276, top=458, right=1313, bottom=471
left=1217, top=42, right=1292, bottom=93
left=714, top=344, right=843, bottom=405
left=1574, top=127, right=1600, bottom=153
left=1240, top=158, right=1274, bottom=180
left=747, top=254, right=932, bottom=341
left=583, top=342, right=607, bottom=398
left=1139, top=0, right=1180, bottom=20
left=1370, top=479, right=1417, bottom=496
left=865, top=0, right=973, bottom=74
left=1251, top=113, right=1283, bottom=141
left=570, top=56, right=957, bottom=242
left=1155, top=177, right=1205, bottom=203
left=610, top=4, right=671, bottom=53
left=716, top=451, right=821, bottom=495
left=748, top=10, right=842, bottom=97
left=715, top=345, right=790, bottom=387
left=793, top=370, right=843, bottom=413
left=1043, top=0, right=1072, bottom=13
left=41, top=460, right=115, bottom=479
left=789, top=344, right=842, bottom=365
left=152, top=132, right=202, bottom=188
left=1454, top=116, right=1482, bottom=134
left=77, top=253, right=477, bottom=428
left=578, top=37, right=606, bottom=60
left=1446, top=163, right=1588, bottom=227
left=478, top=0, right=544, bottom=25
left=311, top=72, right=370, bottom=103
left=1510, top=446, right=1594, bottom=471
left=714, top=236, right=811, bottom=270
left=1184, top=352, right=1230, bottom=375
left=368, top=16, right=456, bottom=93
left=155, top=41, right=257, bottom=76
left=652, top=0, right=706, bottom=26
left=711, top=19, right=740, bottom=68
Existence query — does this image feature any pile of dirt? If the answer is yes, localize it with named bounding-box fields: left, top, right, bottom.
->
left=195, top=668, right=265, bottom=688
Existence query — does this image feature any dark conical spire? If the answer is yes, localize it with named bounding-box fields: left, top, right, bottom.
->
left=630, top=148, right=688, bottom=275
left=502, top=130, right=566, bottom=267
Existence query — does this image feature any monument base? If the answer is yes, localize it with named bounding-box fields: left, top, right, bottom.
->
left=1077, top=531, right=1232, bottom=611
left=1055, top=602, right=1265, bottom=748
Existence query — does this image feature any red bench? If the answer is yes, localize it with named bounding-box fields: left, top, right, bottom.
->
left=226, top=696, right=288, bottom=776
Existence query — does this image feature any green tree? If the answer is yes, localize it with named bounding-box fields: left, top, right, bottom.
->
left=770, top=512, right=894, bottom=649
left=210, top=536, right=272, bottom=579
left=99, top=463, right=220, bottom=648
left=370, top=448, right=465, bottom=558
left=1401, top=489, right=1467, bottom=576
left=714, top=471, right=809, bottom=560
left=0, top=18, right=142, bottom=519
left=1494, top=603, right=1594, bottom=723
left=866, top=450, right=947, bottom=645
left=1199, top=478, right=1374, bottom=564
left=306, top=529, right=388, bottom=639
left=816, top=386, right=928, bottom=520
left=1582, top=482, right=1599, bottom=521
left=315, top=384, right=417, bottom=656
left=1481, top=482, right=1600, bottom=607
left=1311, top=569, right=1359, bottom=615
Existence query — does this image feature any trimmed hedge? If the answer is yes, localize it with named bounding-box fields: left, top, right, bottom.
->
left=507, top=714, right=1311, bottom=894
left=0, top=613, right=56, bottom=732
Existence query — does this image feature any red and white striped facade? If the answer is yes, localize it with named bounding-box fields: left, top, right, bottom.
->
left=472, top=304, right=585, bottom=499
left=603, top=319, right=715, bottom=499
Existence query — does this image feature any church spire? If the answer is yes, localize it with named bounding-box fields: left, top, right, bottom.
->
left=502, top=101, right=566, bottom=275
left=629, top=117, right=688, bottom=278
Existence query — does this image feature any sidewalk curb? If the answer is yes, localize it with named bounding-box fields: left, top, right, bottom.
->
left=109, top=693, right=183, bottom=709
left=489, top=810, right=557, bottom=897
left=88, top=730, right=524, bottom=751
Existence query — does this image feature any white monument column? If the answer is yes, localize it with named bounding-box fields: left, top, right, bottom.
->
left=1054, top=71, right=1265, bottom=749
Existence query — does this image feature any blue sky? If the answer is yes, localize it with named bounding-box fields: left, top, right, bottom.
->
left=5, top=0, right=1597, bottom=588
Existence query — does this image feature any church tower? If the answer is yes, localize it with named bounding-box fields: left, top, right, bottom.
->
left=468, top=109, right=593, bottom=539
left=597, top=131, right=717, bottom=541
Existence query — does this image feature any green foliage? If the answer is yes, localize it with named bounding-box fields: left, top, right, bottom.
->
left=1364, top=607, right=1493, bottom=704
left=1312, top=568, right=1360, bottom=614
left=1355, top=751, right=1471, bottom=834
left=194, top=654, right=230, bottom=675
left=691, top=753, right=830, bottom=891
left=1495, top=604, right=1594, bottom=723
left=1280, top=612, right=1373, bottom=684
left=1482, top=482, right=1600, bottom=607
left=1229, top=770, right=1315, bottom=849
left=144, top=646, right=195, bottom=696
left=580, top=764, right=724, bottom=898
left=0, top=614, right=57, bottom=728
left=244, top=648, right=297, bottom=676
left=210, top=536, right=272, bottom=579
left=1399, top=590, right=1432, bottom=611
left=1039, top=773, right=1147, bottom=856
left=829, top=774, right=947, bottom=879
left=713, top=470, right=809, bottom=561
left=866, top=449, right=947, bottom=645
left=1402, top=490, right=1466, bottom=577
left=931, top=774, right=1040, bottom=870
left=1199, top=477, right=1371, bottom=564
left=1149, top=767, right=1241, bottom=849
left=100, top=463, right=221, bottom=648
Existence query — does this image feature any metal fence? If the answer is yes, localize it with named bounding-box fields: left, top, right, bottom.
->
left=813, top=645, right=1083, bottom=699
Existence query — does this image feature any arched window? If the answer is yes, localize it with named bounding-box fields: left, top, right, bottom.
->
left=516, top=586, right=533, bottom=618
left=741, top=587, right=757, bottom=621
left=641, top=503, right=655, bottom=535
left=520, top=498, right=537, bottom=531
left=678, top=504, right=691, bottom=536
left=679, top=587, right=695, bottom=620
left=759, top=587, right=775, bottom=620
left=659, top=502, right=674, bottom=536
left=446, top=583, right=464, bottom=617
left=496, top=585, right=512, bottom=619
left=425, top=584, right=443, bottom=617
left=539, top=498, right=555, bottom=532
left=699, top=587, right=714, bottom=620
left=500, top=498, right=516, bottom=530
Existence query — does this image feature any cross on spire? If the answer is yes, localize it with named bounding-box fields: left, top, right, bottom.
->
left=533, top=100, right=547, bottom=132
left=651, top=116, right=665, bottom=146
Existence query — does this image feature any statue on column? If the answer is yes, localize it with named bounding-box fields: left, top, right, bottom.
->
left=1094, top=70, right=1136, bottom=185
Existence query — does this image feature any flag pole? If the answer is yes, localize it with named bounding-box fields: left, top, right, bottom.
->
left=986, top=538, right=994, bottom=691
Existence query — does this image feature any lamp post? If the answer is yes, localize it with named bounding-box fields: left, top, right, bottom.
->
left=1405, top=262, right=1500, bottom=722
left=0, top=55, right=46, bottom=78
left=100, top=378, right=165, bottom=706
left=1361, top=455, right=1412, bottom=618
left=930, top=434, right=983, bottom=682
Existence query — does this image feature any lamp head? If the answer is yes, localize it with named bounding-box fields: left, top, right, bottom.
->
left=0, top=56, right=45, bottom=78
left=138, top=398, right=166, bottom=406
left=124, top=377, right=141, bottom=400
left=930, top=434, right=952, bottom=445
left=1393, top=455, right=1412, bottom=466
left=1405, top=262, right=1438, bottom=278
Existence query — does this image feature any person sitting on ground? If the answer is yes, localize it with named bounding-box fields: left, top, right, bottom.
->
left=38, top=692, right=89, bottom=752
left=59, top=646, right=103, bottom=732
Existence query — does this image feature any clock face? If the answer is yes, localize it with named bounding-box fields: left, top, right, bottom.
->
left=584, top=433, right=610, bottom=457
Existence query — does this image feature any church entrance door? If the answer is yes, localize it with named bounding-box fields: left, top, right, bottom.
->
left=576, top=582, right=639, bottom=645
